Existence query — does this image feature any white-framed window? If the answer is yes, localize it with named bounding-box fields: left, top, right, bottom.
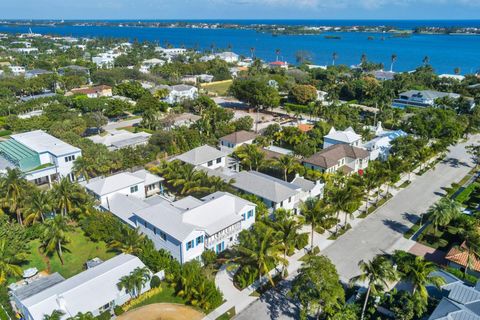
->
left=130, top=185, right=138, bottom=193
left=64, top=155, right=76, bottom=162
left=207, top=160, right=213, bottom=167
left=196, top=235, right=204, bottom=245
left=216, top=157, right=222, bottom=164
left=247, top=210, right=254, bottom=218
left=186, top=240, right=194, bottom=251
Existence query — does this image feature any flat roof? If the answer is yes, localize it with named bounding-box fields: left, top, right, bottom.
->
left=11, top=130, right=80, bottom=156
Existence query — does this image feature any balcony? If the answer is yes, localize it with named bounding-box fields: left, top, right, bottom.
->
left=205, top=222, right=242, bottom=248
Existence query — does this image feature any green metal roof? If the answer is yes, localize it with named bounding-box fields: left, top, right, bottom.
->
left=0, top=139, right=41, bottom=171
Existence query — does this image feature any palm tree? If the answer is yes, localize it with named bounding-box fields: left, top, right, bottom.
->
left=274, top=155, right=301, bottom=181
left=349, top=255, right=397, bottom=320
left=0, top=168, right=29, bottom=225
left=23, top=189, right=52, bottom=225
left=275, top=49, right=281, bottom=61
left=51, top=178, right=83, bottom=217
left=332, top=52, right=338, bottom=66
left=72, top=156, right=92, bottom=182
left=109, top=227, right=146, bottom=255
left=250, top=47, right=255, bottom=59
left=234, top=223, right=285, bottom=286
left=43, top=310, right=65, bottom=320
left=0, top=238, right=25, bottom=284
left=328, top=183, right=363, bottom=232
left=390, top=54, right=397, bottom=72
left=360, top=53, right=367, bottom=65
left=41, top=215, right=73, bottom=265
left=362, top=169, right=379, bottom=213
left=427, top=198, right=462, bottom=238
left=396, top=255, right=445, bottom=301
left=300, top=197, right=328, bottom=250
left=118, top=267, right=151, bottom=298
left=235, top=144, right=265, bottom=171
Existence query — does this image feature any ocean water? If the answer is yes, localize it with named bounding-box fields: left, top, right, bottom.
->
left=1, top=20, right=479, bottom=74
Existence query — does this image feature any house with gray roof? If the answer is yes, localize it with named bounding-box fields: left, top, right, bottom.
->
left=10, top=254, right=151, bottom=320
left=133, top=191, right=256, bottom=263
left=219, top=130, right=259, bottom=151
left=428, top=270, right=480, bottom=320
left=161, top=84, right=198, bottom=104
left=173, top=145, right=230, bottom=170
left=393, top=90, right=474, bottom=109
left=88, top=129, right=151, bottom=151
left=323, top=127, right=362, bottom=149
left=229, top=171, right=324, bottom=213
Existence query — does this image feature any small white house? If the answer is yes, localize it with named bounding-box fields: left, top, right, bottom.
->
left=219, top=130, right=258, bottom=151
left=173, top=145, right=229, bottom=170
left=88, top=129, right=151, bottom=151
left=10, top=254, right=151, bottom=320
left=323, top=127, right=362, bottom=149
left=139, top=58, right=165, bottom=74
left=9, top=65, right=26, bottom=76
left=165, top=85, right=198, bottom=104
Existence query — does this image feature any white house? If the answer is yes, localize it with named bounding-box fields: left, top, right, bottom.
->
left=229, top=171, right=324, bottom=213
left=9, top=65, right=26, bottom=76
left=92, top=51, right=120, bottom=69
left=139, top=58, right=165, bottom=74
left=173, top=145, right=229, bottom=170
left=10, top=254, right=151, bottom=320
left=0, top=130, right=82, bottom=185
left=134, top=191, right=256, bottom=263
left=362, top=122, right=407, bottom=161
left=323, top=127, right=362, bottom=149
left=88, top=129, right=151, bottom=151
left=165, top=85, right=198, bottom=104
left=393, top=90, right=475, bottom=109
left=304, top=144, right=369, bottom=175
left=219, top=130, right=258, bottom=151
left=83, top=169, right=163, bottom=226
left=200, top=52, right=239, bottom=63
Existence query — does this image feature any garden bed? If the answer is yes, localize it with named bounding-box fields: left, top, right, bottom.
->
left=118, top=303, right=204, bottom=320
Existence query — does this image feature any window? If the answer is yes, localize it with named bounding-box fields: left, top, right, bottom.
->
left=242, top=213, right=246, bottom=221
left=130, top=185, right=138, bottom=193
left=159, top=231, right=167, bottom=241
left=247, top=210, right=254, bottom=218
left=207, top=160, right=213, bottom=167
left=196, top=235, right=204, bottom=245
left=288, top=197, right=292, bottom=203
left=186, top=240, right=194, bottom=251
left=144, top=220, right=148, bottom=228
left=216, top=157, right=221, bottom=164
left=64, top=155, right=76, bottom=162
left=153, top=227, right=157, bottom=235
left=280, top=201, right=283, bottom=207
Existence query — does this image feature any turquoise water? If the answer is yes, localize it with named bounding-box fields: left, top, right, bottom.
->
left=1, top=21, right=479, bottom=74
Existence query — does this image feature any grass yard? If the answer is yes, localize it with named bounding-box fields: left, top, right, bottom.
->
left=201, top=80, right=233, bottom=96
left=128, top=283, right=186, bottom=309
left=416, top=224, right=461, bottom=250
left=23, top=228, right=116, bottom=279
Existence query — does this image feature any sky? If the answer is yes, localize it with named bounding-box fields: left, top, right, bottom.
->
left=2, top=0, right=480, bottom=20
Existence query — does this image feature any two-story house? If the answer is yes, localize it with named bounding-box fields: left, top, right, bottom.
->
left=0, top=130, right=82, bottom=185
left=219, top=130, right=259, bottom=152
left=393, top=90, right=475, bottom=109
left=173, top=145, right=230, bottom=170
left=133, top=191, right=256, bottom=263
left=303, top=144, right=369, bottom=175
left=323, top=127, right=362, bottom=149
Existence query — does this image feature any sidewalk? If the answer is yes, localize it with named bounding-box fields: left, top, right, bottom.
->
left=203, top=154, right=441, bottom=319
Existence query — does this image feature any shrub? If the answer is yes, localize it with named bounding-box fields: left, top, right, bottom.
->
left=284, top=103, right=311, bottom=114
left=95, top=311, right=111, bottom=320
left=445, top=267, right=478, bottom=284
left=113, top=306, right=124, bottom=316
left=455, top=182, right=480, bottom=204
left=295, top=233, right=309, bottom=250
left=150, top=275, right=161, bottom=288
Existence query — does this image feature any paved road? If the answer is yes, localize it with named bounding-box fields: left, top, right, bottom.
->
left=235, top=136, right=478, bottom=320
left=103, top=117, right=142, bottom=130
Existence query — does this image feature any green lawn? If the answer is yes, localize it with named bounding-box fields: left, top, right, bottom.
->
left=23, top=228, right=116, bottom=279
left=417, top=224, right=461, bottom=250
left=201, top=80, right=233, bottom=96
left=129, top=283, right=186, bottom=309
left=0, top=306, right=10, bottom=320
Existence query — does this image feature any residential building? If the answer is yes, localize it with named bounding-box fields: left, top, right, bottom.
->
left=303, top=144, right=369, bottom=175
left=214, top=52, right=240, bottom=63
left=12, top=47, right=39, bottom=54
left=88, top=129, right=151, bottom=151
left=19, top=92, right=56, bottom=102
left=0, top=130, right=82, bottom=185
left=9, top=65, right=26, bottom=76
left=180, top=75, right=197, bottom=85
left=229, top=171, right=324, bottom=213
left=164, top=85, right=198, bottom=104
left=198, top=74, right=214, bottom=83
left=134, top=191, right=256, bottom=263
left=427, top=270, right=480, bottom=320
left=92, top=51, right=121, bottom=69
left=393, top=90, right=473, bottom=109
left=439, top=74, right=465, bottom=81
left=69, top=85, right=112, bottom=98
left=25, top=69, right=53, bottom=79
left=269, top=61, right=289, bottom=69
left=445, top=241, right=480, bottom=277
left=219, top=130, right=258, bottom=151
left=83, top=169, right=163, bottom=226
left=173, top=145, right=229, bottom=170
left=371, top=70, right=396, bottom=81
left=58, top=65, right=90, bottom=77
left=139, top=58, right=165, bottom=74
left=10, top=254, right=151, bottom=320
left=362, top=122, right=407, bottom=161
left=323, top=127, right=362, bottom=148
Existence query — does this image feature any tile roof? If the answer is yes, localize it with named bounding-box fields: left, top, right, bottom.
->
left=220, top=130, right=258, bottom=145
left=303, top=144, right=369, bottom=169
left=298, top=124, right=314, bottom=133
left=446, top=242, right=480, bottom=273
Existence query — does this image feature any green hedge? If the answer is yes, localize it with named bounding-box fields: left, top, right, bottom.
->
left=0, top=130, right=11, bottom=137
left=455, top=182, right=480, bottom=204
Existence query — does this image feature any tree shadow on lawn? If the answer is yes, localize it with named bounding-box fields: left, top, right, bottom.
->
left=260, top=280, right=300, bottom=320
left=382, top=219, right=410, bottom=234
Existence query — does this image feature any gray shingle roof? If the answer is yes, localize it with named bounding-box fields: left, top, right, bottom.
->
left=12, top=273, right=65, bottom=301
left=220, top=131, right=258, bottom=145
left=174, top=145, right=228, bottom=166
left=303, top=144, right=369, bottom=169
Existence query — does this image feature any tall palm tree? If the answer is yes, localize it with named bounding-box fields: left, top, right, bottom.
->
left=300, top=197, right=328, bottom=250
left=41, top=215, right=73, bottom=265
left=118, top=267, right=151, bottom=298
left=328, top=183, right=363, bottom=232
left=0, top=238, right=25, bottom=284
left=349, top=255, right=397, bottom=320
left=0, top=168, right=29, bottom=225
left=23, top=189, right=52, bottom=225
left=51, top=178, right=83, bottom=217
left=109, top=227, right=146, bottom=255
left=396, top=255, right=445, bottom=301
left=72, top=156, right=92, bottom=182
left=427, top=198, right=462, bottom=238
left=274, top=155, right=301, bottom=181
left=390, top=54, right=397, bottom=72
left=275, top=49, right=281, bottom=61
left=235, top=144, right=265, bottom=171
left=234, top=223, right=285, bottom=286
left=250, top=47, right=255, bottom=59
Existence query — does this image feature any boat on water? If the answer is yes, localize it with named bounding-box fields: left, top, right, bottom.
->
left=324, top=35, right=341, bottom=40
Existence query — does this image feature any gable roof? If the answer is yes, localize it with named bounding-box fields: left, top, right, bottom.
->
left=303, top=144, right=369, bottom=169
left=324, top=127, right=362, bottom=144
left=446, top=242, right=480, bottom=273
left=174, top=145, right=228, bottom=166
left=84, top=172, right=144, bottom=196
left=220, top=130, right=258, bottom=145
